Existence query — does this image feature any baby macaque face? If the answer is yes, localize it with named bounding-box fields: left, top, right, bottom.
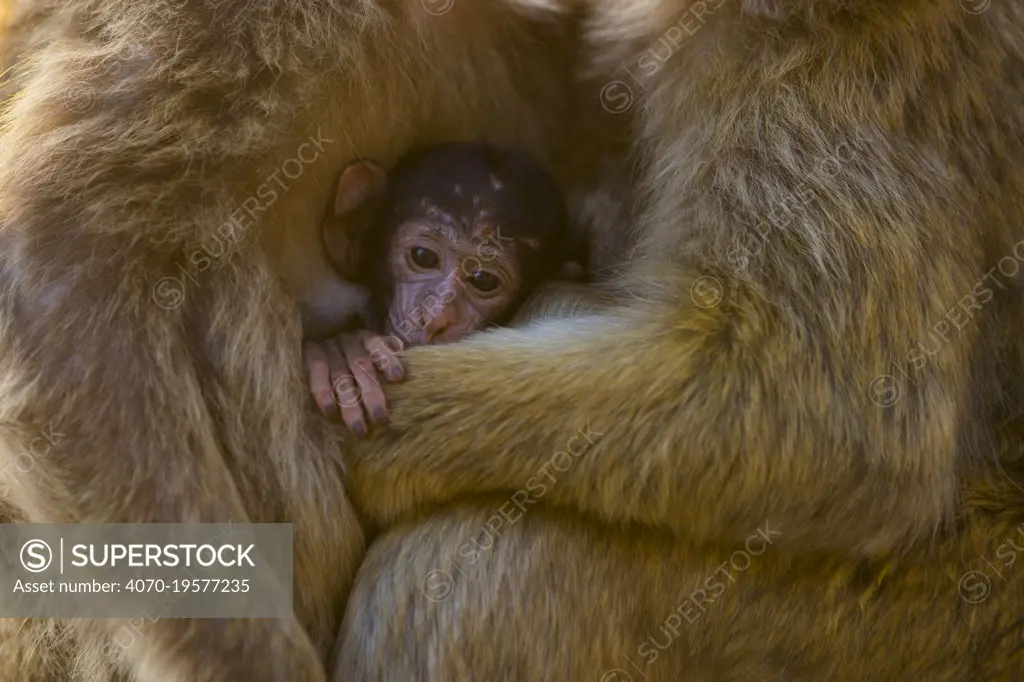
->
left=384, top=200, right=528, bottom=346
left=322, top=142, right=573, bottom=347
left=310, top=143, right=577, bottom=430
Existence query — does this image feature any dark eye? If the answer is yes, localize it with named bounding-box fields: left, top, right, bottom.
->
left=467, top=270, right=500, bottom=293
left=409, top=246, right=440, bottom=269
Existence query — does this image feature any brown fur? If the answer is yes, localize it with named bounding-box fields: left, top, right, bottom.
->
left=3, top=0, right=1024, bottom=680
left=335, top=0, right=1024, bottom=679
left=0, top=1, right=66, bottom=103
left=0, top=1, right=574, bottom=680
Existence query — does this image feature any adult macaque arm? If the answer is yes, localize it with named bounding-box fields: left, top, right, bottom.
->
left=346, top=251, right=973, bottom=557
left=345, top=1, right=997, bottom=557
left=346, top=295, right=965, bottom=555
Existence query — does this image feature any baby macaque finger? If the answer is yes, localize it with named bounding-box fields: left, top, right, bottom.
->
left=303, top=341, right=336, bottom=415
left=326, top=339, right=368, bottom=437
left=339, top=333, right=389, bottom=426
left=361, top=331, right=405, bottom=382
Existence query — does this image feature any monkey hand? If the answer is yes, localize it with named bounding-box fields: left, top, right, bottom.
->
left=303, top=330, right=406, bottom=437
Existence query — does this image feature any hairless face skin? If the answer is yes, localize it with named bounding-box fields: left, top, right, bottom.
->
left=381, top=194, right=529, bottom=345
left=303, top=141, right=579, bottom=436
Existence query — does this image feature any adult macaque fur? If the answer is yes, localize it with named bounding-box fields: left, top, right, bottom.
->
left=0, top=3, right=1023, bottom=682
left=337, top=0, right=1024, bottom=680
left=0, top=1, right=574, bottom=680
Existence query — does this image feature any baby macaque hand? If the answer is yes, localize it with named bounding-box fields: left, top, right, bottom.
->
left=303, top=330, right=406, bottom=437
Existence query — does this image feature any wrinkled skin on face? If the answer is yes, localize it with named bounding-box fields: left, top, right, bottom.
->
left=384, top=210, right=529, bottom=346
left=304, top=142, right=572, bottom=436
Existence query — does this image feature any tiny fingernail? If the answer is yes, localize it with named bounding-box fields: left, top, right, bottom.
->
left=373, top=406, right=387, bottom=422
left=352, top=422, right=367, bottom=438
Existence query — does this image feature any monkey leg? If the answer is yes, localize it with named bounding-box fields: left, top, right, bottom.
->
left=337, top=501, right=1024, bottom=681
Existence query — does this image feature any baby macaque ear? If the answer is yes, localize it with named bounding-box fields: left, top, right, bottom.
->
left=323, top=159, right=388, bottom=279
left=334, top=159, right=388, bottom=218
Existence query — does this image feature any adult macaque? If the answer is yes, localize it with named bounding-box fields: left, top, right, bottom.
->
left=304, top=142, right=576, bottom=435
left=334, top=0, right=1024, bottom=679
left=0, top=1, right=575, bottom=680
left=2, top=0, right=1024, bottom=681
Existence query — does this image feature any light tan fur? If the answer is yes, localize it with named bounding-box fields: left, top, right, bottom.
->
left=2, top=0, right=1024, bottom=681
left=0, top=1, right=574, bottom=680
left=335, top=0, right=1024, bottom=679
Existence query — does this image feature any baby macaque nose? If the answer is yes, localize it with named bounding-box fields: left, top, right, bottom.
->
left=423, top=303, right=461, bottom=344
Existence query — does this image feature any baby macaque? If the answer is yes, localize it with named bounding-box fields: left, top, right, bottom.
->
left=304, top=141, right=577, bottom=435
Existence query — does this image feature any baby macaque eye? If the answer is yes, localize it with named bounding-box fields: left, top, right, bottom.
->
left=409, top=246, right=440, bottom=269
left=467, top=270, right=500, bottom=293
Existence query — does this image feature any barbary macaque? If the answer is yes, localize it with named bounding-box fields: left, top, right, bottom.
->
left=9, top=0, right=1024, bottom=680
left=303, top=142, right=578, bottom=435
left=0, top=2, right=580, bottom=680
